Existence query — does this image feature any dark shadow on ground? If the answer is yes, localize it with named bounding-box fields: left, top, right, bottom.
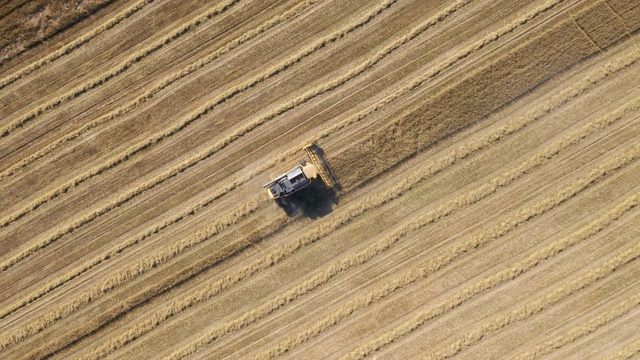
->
left=275, top=181, right=338, bottom=219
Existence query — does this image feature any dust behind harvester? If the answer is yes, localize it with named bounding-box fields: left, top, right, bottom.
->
left=262, top=144, right=335, bottom=199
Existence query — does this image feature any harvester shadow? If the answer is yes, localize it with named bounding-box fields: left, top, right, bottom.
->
left=276, top=181, right=338, bottom=219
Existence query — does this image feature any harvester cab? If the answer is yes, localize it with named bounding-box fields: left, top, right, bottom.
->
left=262, top=144, right=334, bottom=199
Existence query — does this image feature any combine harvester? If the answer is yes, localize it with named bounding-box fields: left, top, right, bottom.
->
left=263, top=144, right=335, bottom=199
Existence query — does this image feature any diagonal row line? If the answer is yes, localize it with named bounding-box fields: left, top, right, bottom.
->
left=0, top=0, right=325, bottom=180
left=254, top=136, right=640, bottom=360
left=343, top=191, right=640, bottom=360
left=0, top=0, right=152, bottom=90
left=0, top=0, right=240, bottom=137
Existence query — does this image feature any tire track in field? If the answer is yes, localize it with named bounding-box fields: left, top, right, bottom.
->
left=0, top=0, right=29, bottom=22
left=0, top=0, right=399, bottom=267
left=0, top=0, right=151, bottom=91
left=163, top=96, right=640, bottom=360
left=0, top=200, right=260, bottom=352
left=0, top=0, right=569, bottom=243
left=0, top=0, right=240, bottom=138
left=1, top=34, right=635, bottom=329
left=0, top=0, right=324, bottom=180
left=602, top=336, right=640, bottom=360
left=342, top=191, right=640, bottom=360
left=10, top=67, right=631, bottom=359
left=0, top=0, right=617, bottom=324
left=252, top=140, right=640, bottom=360
left=513, top=293, right=640, bottom=360
left=93, top=92, right=640, bottom=360
left=0, top=0, right=566, bottom=233
left=426, top=239, right=640, bottom=360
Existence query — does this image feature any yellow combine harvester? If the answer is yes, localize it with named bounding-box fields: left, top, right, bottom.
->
left=263, top=144, right=334, bottom=199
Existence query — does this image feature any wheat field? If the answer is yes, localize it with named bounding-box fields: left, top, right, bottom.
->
left=0, top=0, right=639, bottom=359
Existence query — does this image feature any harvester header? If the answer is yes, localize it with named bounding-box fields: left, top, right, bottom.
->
left=262, top=144, right=334, bottom=199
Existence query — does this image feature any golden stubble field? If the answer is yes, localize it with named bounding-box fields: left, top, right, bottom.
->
left=1, top=0, right=639, bottom=359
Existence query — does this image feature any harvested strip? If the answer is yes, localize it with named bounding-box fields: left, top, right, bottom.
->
left=2, top=40, right=638, bottom=328
left=0, top=0, right=151, bottom=90
left=45, top=46, right=640, bottom=359
left=0, top=0, right=399, bottom=269
left=165, top=97, right=640, bottom=359
left=253, top=141, right=640, bottom=360
left=513, top=293, right=640, bottom=360
left=0, top=0, right=471, bottom=317
left=310, top=0, right=571, bottom=149
left=19, top=211, right=289, bottom=359
left=0, top=200, right=260, bottom=352
left=0, top=183, right=266, bottom=320
left=426, top=242, right=640, bottom=360
left=0, top=0, right=324, bottom=180
left=601, top=336, right=640, bottom=360
left=330, top=0, right=627, bottom=189
left=343, top=192, right=640, bottom=360
left=0, top=0, right=240, bottom=137
left=0, top=0, right=115, bottom=66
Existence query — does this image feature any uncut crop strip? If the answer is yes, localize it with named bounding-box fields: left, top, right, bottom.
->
left=318, top=0, right=583, bottom=178
left=0, top=0, right=151, bottom=90
left=9, top=78, right=636, bottom=360
left=426, top=242, right=640, bottom=360
left=0, top=0, right=570, bottom=234
left=0, top=0, right=573, bottom=250
left=513, top=293, right=640, bottom=360
left=0, top=0, right=326, bottom=180
left=331, top=0, right=626, bottom=190
left=82, top=125, right=639, bottom=359
left=164, top=102, right=640, bottom=359
left=0, top=0, right=400, bottom=265
left=1, top=32, right=635, bottom=344
left=3, top=38, right=626, bottom=354
left=0, top=0, right=240, bottom=137
left=250, top=140, right=640, bottom=360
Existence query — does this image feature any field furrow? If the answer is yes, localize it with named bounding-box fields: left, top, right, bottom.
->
left=0, top=0, right=240, bottom=137
left=27, top=44, right=636, bottom=358
left=341, top=194, right=640, bottom=360
left=0, top=0, right=400, bottom=269
left=1, top=0, right=638, bottom=358
left=0, top=0, right=325, bottom=181
left=0, top=0, right=151, bottom=91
